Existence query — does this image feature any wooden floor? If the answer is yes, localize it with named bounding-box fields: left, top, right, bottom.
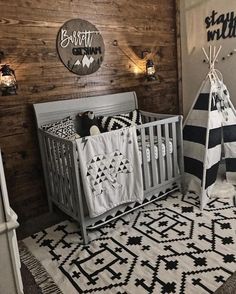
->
left=17, top=208, right=66, bottom=240
left=214, top=272, right=236, bottom=294
left=18, top=208, right=66, bottom=293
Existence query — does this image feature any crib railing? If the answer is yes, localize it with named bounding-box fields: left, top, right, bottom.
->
left=38, top=130, right=81, bottom=216
left=38, top=129, right=89, bottom=241
left=137, top=112, right=183, bottom=195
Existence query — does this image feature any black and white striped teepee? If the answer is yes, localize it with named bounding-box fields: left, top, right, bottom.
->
left=183, top=46, right=236, bottom=209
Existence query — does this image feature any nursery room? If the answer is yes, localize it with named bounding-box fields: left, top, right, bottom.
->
left=0, top=0, right=236, bottom=293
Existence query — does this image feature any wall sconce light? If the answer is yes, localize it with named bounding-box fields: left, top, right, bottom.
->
left=146, top=59, right=157, bottom=81
left=142, top=50, right=157, bottom=81
left=0, top=64, right=17, bottom=95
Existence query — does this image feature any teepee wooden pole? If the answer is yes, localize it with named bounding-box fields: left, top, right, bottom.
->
left=209, top=45, right=212, bottom=68
left=212, top=46, right=222, bottom=66
left=202, top=47, right=209, bottom=63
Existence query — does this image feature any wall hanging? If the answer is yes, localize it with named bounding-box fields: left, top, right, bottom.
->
left=56, top=18, right=105, bottom=76
left=205, top=10, right=236, bottom=42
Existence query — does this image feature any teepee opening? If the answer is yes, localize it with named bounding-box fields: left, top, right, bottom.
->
left=183, top=46, right=236, bottom=209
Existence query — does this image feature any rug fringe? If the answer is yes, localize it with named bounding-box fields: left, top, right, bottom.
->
left=19, top=241, right=62, bottom=294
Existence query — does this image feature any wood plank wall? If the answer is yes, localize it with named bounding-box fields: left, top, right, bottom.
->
left=0, top=0, right=179, bottom=222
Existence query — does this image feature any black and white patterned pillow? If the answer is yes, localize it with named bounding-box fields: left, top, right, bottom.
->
left=41, top=116, right=80, bottom=139
left=98, top=109, right=142, bottom=132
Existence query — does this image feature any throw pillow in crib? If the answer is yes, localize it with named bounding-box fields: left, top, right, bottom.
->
left=41, top=116, right=80, bottom=139
left=98, top=109, right=142, bottom=132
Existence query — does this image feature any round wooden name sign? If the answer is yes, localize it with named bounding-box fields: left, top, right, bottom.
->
left=56, top=19, right=105, bottom=75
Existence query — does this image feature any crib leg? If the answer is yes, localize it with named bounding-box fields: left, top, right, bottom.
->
left=48, top=197, right=53, bottom=213
left=180, top=183, right=186, bottom=195
left=80, top=222, right=88, bottom=245
left=179, top=176, right=186, bottom=195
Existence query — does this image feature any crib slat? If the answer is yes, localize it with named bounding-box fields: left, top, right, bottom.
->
left=47, top=138, right=58, bottom=201
left=46, top=138, right=57, bottom=202
left=70, top=141, right=88, bottom=244
left=55, top=141, right=65, bottom=205
left=60, top=143, right=71, bottom=209
left=41, top=133, right=54, bottom=211
left=141, top=127, right=149, bottom=190
left=60, top=142, right=71, bottom=210
left=142, top=115, right=148, bottom=124
left=64, top=145, right=77, bottom=215
left=156, top=124, right=165, bottom=183
left=55, top=142, right=66, bottom=207
left=164, top=123, right=172, bottom=180
left=149, top=126, right=158, bottom=187
left=51, top=139, right=63, bottom=204
left=171, top=122, right=178, bottom=177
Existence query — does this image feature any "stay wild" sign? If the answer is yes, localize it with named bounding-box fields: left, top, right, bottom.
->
left=205, top=10, right=236, bottom=42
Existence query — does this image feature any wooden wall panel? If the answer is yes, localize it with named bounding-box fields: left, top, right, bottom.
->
left=0, top=0, right=179, bottom=222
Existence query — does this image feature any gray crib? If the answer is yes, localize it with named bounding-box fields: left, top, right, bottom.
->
left=33, top=91, right=184, bottom=244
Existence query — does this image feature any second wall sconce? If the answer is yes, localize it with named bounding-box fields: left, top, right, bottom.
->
left=146, top=59, right=157, bottom=81
left=142, top=50, right=157, bottom=81
left=0, top=64, right=17, bottom=96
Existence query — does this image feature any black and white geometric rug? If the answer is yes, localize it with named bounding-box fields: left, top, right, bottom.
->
left=20, top=192, right=236, bottom=294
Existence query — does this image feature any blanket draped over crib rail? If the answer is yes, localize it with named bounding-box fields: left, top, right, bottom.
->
left=76, top=126, right=144, bottom=217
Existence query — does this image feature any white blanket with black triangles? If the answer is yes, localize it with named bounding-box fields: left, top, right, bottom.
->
left=76, top=126, right=143, bottom=218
